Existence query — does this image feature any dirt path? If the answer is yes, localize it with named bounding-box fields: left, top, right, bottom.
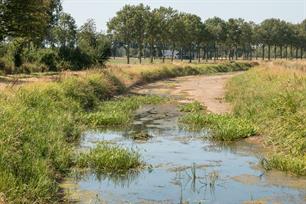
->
left=133, top=72, right=242, bottom=114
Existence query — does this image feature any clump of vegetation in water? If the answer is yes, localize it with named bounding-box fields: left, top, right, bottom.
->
left=180, top=113, right=256, bottom=141
left=77, top=142, right=143, bottom=174
left=180, top=101, right=206, bottom=113
left=84, top=95, right=166, bottom=127
left=226, top=66, right=306, bottom=175
left=129, top=131, right=153, bottom=141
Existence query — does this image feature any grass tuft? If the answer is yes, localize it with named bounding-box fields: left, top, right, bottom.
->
left=180, top=113, right=257, bottom=141
left=84, top=95, right=166, bottom=127
left=77, top=142, right=143, bottom=174
left=180, top=101, right=205, bottom=113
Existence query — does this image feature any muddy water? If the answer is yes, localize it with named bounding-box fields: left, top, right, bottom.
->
left=63, top=103, right=306, bottom=204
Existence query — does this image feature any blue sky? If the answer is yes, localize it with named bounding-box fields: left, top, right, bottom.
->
left=62, top=0, right=306, bottom=32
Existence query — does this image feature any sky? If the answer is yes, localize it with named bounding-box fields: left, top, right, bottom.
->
left=62, top=0, right=306, bottom=32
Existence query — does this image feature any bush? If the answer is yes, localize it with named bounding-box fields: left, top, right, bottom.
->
left=0, top=57, right=13, bottom=74
left=37, top=49, right=58, bottom=71
left=59, top=47, right=93, bottom=70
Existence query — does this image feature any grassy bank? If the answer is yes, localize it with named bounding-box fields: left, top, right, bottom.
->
left=226, top=66, right=306, bottom=176
left=179, top=102, right=256, bottom=141
left=0, top=62, right=254, bottom=203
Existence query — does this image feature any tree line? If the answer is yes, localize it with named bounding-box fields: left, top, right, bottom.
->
left=1, top=1, right=306, bottom=74
left=108, top=4, right=306, bottom=64
left=0, top=0, right=111, bottom=74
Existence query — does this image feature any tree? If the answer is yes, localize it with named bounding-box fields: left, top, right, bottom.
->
left=130, top=4, right=150, bottom=64
left=180, top=14, right=203, bottom=63
left=95, top=33, right=111, bottom=65
left=226, top=18, right=243, bottom=60
left=2, top=0, right=55, bottom=44
left=108, top=5, right=135, bottom=64
left=52, top=12, right=77, bottom=48
left=258, top=18, right=281, bottom=60
left=205, top=17, right=227, bottom=60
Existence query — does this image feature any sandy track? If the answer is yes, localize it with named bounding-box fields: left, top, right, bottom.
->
left=133, top=72, right=242, bottom=114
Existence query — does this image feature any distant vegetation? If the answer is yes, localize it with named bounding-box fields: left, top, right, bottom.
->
left=1, top=1, right=306, bottom=75
left=108, top=4, right=306, bottom=63
left=226, top=66, right=306, bottom=175
left=0, top=1, right=111, bottom=74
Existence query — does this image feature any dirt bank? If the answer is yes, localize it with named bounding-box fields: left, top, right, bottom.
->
left=132, top=72, right=242, bottom=114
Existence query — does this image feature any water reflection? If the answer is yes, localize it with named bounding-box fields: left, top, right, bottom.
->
left=65, top=104, right=306, bottom=204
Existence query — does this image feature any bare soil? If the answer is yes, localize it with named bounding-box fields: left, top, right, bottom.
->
left=133, top=72, right=242, bottom=114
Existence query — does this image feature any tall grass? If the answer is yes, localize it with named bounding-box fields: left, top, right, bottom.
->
left=226, top=66, right=306, bottom=175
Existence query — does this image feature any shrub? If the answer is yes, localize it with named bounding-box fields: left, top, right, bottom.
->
left=38, top=49, right=58, bottom=71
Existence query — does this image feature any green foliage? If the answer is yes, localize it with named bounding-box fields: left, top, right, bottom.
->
left=0, top=71, right=126, bottom=203
left=180, top=113, right=256, bottom=141
left=0, top=84, right=81, bottom=203
left=267, top=154, right=306, bottom=176
left=84, top=95, right=165, bottom=127
left=180, top=101, right=205, bottom=113
left=226, top=67, right=306, bottom=175
left=38, top=49, right=58, bottom=71
left=77, top=142, right=143, bottom=174
left=61, top=72, right=125, bottom=110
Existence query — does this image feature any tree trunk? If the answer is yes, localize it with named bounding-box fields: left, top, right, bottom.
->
left=274, top=45, right=277, bottom=60
left=197, top=47, right=201, bottom=63
left=171, top=48, right=175, bottom=62
left=180, top=48, right=183, bottom=61
left=290, top=44, right=293, bottom=59
left=150, top=44, right=154, bottom=63
left=295, top=47, right=299, bottom=60
left=189, top=46, right=192, bottom=63
left=268, top=45, right=271, bottom=60
left=280, top=46, right=283, bottom=59
left=301, top=48, right=304, bottom=59
left=262, top=45, right=265, bottom=60
left=202, top=47, right=206, bottom=60
left=285, top=46, right=288, bottom=60
left=126, top=44, right=130, bottom=64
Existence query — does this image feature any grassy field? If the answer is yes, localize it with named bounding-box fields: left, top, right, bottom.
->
left=226, top=65, right=306, bottom=176
left=0, top=61, right=253, bottom=203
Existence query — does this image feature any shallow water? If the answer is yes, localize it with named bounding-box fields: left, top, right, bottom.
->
left=64, top=104, right=306, bottom=204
